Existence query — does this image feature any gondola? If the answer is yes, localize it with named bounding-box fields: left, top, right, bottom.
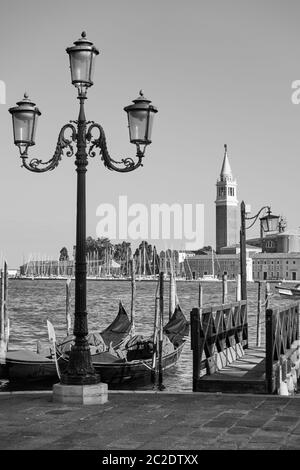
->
left=59, top=304, right=189, bottom=386
left=0, top=301, right=132, bottom=381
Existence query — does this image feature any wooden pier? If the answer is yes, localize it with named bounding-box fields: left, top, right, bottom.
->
left=191, top=300, right=300, bottom=394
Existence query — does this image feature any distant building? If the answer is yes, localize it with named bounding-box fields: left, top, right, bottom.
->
left=184, top=254, right=239, bottom=280
left=7, top=269, right=19, bottom=278
left=252, top=253, right=300, bottom=281
left=247, top=231, right=300, bottom=254
left=183, top=252, right=254, bottom=281
left=215, top=145, right=238, bottom=254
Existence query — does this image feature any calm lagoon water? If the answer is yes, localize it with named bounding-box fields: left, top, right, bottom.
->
left=0, top=279, right=288, bottom=392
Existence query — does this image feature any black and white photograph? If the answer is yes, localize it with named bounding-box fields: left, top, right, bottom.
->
left=0, top=0, right=299, bottom=456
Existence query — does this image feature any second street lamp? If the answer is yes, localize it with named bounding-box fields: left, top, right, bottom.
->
left=9, top=32, right=158, bottom=387
left=240, top=201, right=280, bottom=301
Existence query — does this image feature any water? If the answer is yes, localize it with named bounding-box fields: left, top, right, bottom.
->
left=0, top=279, right=290, bottom=392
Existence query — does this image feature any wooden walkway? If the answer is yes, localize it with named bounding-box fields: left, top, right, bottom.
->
left=195, top=347, right=267, bottom=394
left=191, top=300, right=300, bottom=394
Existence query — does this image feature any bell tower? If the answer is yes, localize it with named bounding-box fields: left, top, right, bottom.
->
left=215, top=144, right=238, bottom=253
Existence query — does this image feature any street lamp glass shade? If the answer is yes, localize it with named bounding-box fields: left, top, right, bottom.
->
left=66, top=32, right=99, bottom=88
left=9, top=93, right=41, bottom=146
left=260, top=213, right=280, bottom=233
left=124, top=91, right=158, bottom=145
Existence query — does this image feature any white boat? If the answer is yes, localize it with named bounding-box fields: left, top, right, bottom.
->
left=275, top=283, right=300, bottom=298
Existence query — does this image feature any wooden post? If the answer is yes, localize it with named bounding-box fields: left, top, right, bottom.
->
left=191, top=307, right=201, bottom=392
left=66, top=278, right=72, bottom=336
left=198, top=282, right=203, bottom=309
left=266, top=308, right=274, bottom=394
left=131, top=257, right=136, bottom=326
left=265, top=282, right=271, bottom=311
left=158, top=272, right=165, bottom=390
left=256, top=281, right=262, bottom=347
left=169, top=270, right=176, bottom=319
left=151, top=282, right=160, bottom=385
left=0, top=261, right=9, bottom=355
left=240, top=201, right=247, bottom=301
left=236, top=274, right=241, bottom=302
left=0, top=266, right=4, bottom=342
left=222, top=274, right=228, bottom=304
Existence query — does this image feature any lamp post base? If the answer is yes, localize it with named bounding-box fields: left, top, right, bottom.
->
left=52, top=382, right=108, bottom=405
left=60, top=372, right=101, bottom=386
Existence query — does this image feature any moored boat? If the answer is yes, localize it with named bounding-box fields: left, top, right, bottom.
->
left=275, top=283, right=300, bottom=298
left=1, top=302, right=133, bottom=381
left=59, top=304, right=189, bottom=386
left=0, top=349, right=62, bottom=380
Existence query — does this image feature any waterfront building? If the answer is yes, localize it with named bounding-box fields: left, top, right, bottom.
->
left=252, top=252, right=300, bottom=281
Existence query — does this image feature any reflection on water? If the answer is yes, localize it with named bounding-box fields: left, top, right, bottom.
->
left=0, top=279, right=288, bottom=392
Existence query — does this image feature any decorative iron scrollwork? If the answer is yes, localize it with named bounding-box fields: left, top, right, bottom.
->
left=21, top=123, right=77, bottom=173
left=86, top=123, right=145, bottom=173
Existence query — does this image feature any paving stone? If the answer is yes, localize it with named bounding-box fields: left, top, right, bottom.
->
left=273, top=415, right=299, bottom=423
left=1, top=392, right=300, bottom=450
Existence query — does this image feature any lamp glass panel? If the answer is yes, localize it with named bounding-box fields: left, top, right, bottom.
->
left=261, top=218, right=268, bottom=232
left=268, top=216, right=279, bottom=232
left=128, top=109, right=148, bottom=142
left=147, top=112, right=155, bottom=141
left=13, top=111, right=35, bottom=144
left=69, top=50, right=92, bottom=84
left=89, top=53, right=96, bottom=83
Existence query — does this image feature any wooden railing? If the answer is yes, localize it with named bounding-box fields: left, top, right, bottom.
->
left=266, top=301, right=299, bottom=394
left=190, top=301, right=248, bottom=391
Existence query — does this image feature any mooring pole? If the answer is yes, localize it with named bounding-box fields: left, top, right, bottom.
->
left=66, top=278, right=72, bottom=336
left=198, top=282, right=203, bottom=309
left=222, top=273, right=228, bottom=304
left=236, top=274, right=241, bottom=302
left=256, top=281, right=262, bottom=347
left=158, top=272, right=165, bottom=390
left=0, top=261, right=9, bottom=356
left=240, top=201, right=247, bottom=301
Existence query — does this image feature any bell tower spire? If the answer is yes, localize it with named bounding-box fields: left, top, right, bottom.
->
left=215, top=144, right=238, bottom=253
left=220, top=144, right=232, bottom=181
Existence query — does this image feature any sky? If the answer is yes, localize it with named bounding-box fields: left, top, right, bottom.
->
left=1, top=0, right=300, bottom=267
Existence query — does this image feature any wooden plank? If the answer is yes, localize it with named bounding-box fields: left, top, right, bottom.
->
left=200, top=348, right=266, bottom=381
left=194, top=379, right=267, bottom=394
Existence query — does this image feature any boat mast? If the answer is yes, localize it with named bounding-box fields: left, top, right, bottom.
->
left=130, top=256, right=136, bottom=326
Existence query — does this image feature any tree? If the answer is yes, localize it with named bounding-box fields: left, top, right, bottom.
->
left=193, top=246, right=215, bottom=255
left=59, top=247, right=69, bottom=261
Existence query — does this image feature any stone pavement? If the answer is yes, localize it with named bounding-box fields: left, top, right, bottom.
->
left=0, top=390, right=299, bottom=450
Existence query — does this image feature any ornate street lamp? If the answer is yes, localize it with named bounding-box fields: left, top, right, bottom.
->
left=9, top=32, right=158, bottom=387
left=240, top=201, right=280, bottom=301
left=260, top=208, right=280, bottom=235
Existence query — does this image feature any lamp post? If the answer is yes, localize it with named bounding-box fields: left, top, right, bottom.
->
left=9, top=32, right=158, bottom=387
left=240, top=201, right=280, bottom=301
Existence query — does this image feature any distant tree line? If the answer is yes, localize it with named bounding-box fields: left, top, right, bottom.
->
left=59, top=239, right=214, bottom=276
